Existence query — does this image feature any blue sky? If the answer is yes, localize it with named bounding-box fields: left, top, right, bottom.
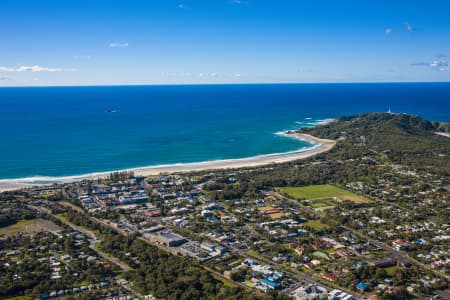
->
left=1, top=0, right=450, bottom=86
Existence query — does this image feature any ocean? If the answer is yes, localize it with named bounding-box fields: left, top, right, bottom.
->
left=1, top=83, right=450, bottom=182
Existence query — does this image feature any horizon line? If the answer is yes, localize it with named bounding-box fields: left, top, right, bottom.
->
left=1, top=80, right=450, bottom=88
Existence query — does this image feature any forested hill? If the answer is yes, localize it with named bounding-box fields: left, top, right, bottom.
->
left=302, top=113, right=437, bottom=139
left=299, top=112, right=450, bottom=175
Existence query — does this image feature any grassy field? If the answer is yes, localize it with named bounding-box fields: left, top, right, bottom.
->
left=244, top=280, right=255, bottom=288
left=277, top=184, right=370, bottom=203
left=309, top=198, right=336, bottom=208
left=384, top=266, right=398, bottom=276
left=257, top=206, right=275, bottom=212
left=228, top=258, right=243, bottom=267
left=269, top=212, right=286, bottom=219
left=0, top=218, right=60, bottom=236
left=303, top=220, right=330, bottom=231
left=55, top=213, right=102, bottom=237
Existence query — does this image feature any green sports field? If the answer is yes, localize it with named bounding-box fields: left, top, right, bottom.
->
left=277, top=184, right=370, bottom=203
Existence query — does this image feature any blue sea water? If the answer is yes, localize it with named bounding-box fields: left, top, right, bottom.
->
left=1, top=83, right=450, bottom=181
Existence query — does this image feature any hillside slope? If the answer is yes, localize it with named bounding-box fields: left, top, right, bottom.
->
left=299, top=112, right=450, bottom=175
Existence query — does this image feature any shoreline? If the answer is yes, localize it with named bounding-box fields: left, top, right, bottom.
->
left=0, top=133, right=336, bottom=192
left=435, top=132, right=450, bottom=138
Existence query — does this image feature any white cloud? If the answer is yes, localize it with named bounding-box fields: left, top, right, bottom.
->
left=430, top=60, right=448, bottom=71
left=0, top=65, right=70, bottom=72
left=109, top=42, right=129, bottom=48
left=411, top=57, right=449, bottom=71
left=198, top=72, right=221, bottom=78
left=404, top=22, right=414, bottom=32
left=385, top=28, right=393, bottom=35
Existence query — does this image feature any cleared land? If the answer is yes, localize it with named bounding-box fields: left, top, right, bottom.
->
left=0, top=218, right=60, bottom=236
left=269, top=212, right=286, bottom=219
left=257, top=206, right=276, bottom=212
left=277, top=184, right=370, bottom=203
left=303, top=220, right=329, bottom=231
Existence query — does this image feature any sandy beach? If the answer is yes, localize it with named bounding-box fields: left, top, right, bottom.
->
left=0, top=133, right=335, bottom=192
left=132, top=133, right=335, bottom=176
left=435, top=132, right=450, bottom=138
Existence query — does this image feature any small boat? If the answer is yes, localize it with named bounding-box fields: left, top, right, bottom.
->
left=105, top=109, right=117, bottom=113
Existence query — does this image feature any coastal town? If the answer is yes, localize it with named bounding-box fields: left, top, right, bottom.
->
left=1, top=113, right=449, bottom=300
left=3, top=0, right=450, bottom=298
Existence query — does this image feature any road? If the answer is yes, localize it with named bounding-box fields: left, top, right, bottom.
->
left=343, top=226, right=450, bottom=281
left=29, top=204, right=131, bottom=272
left=237, top=247, right=366, bottom=300
left=52, top=202, right=260, bottom=295
left=421, top=289, right=450, bottom=300
left=271, top=191, right=450, bottom=281
left=268, top=191, right=319, bottom=217
left=35, top=200, right=447, bottom=299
